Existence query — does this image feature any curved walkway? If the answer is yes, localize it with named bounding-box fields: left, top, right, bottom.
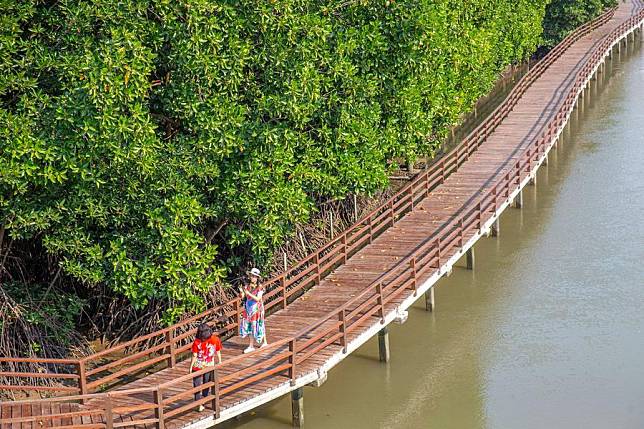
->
left=2, top=2, right=643, bottom=428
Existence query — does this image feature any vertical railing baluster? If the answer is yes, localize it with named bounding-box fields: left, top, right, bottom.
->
left=339, top=309, right=347, bottom=353
left=410, top=258, right=417, bottom=295
left=315, top=252, right=320, bottom=285
left=281, top=274, right=287, bottom=309
left=165, top=329, right=176, bottom=368
left=154, top=387, right=165, bottom=429
left=234, top=298, right=241, bottom=331
left=341, top=234, right=347, bottom=262
left=409, top=185, right=414, bottom=211
left=212, top=368, right=221, bottom=418
left=289, top=340, right=297, bottom=385
left=376, top=282, right=385, bottom=323
left=77, top=360, right=88, bottom=397
left=105, top=396, right=114, bottom=429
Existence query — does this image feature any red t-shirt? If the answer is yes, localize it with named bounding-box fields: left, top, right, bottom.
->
left=191, top=336, right=222, bottom=371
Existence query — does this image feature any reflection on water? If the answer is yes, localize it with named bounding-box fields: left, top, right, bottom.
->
left=224, top=40, right=644, bottom=429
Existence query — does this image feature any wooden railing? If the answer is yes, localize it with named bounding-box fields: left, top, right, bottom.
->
left=2, top=5, right=642, bottom=428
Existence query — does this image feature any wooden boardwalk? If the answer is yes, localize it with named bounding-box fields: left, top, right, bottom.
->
left=2, top=2, right=643, bottom=428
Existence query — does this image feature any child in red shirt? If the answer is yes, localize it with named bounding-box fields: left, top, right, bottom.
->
left=189, top=323, right=222, bottom=411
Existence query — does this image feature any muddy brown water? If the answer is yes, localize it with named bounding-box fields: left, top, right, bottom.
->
left=223, top=40, right=644, bottom=429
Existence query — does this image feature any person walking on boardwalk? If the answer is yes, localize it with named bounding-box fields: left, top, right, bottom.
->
left=240, top=267, right=268, bottom=353
left=189, top=323, right=222, bottom=412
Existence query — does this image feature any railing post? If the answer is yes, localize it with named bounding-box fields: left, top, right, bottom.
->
left=368, top=216, right=373, bottom=244
left=477, top=202, right=482, bottom=230
left=281, top=274, right=287, bottom=309
left=289, top=339, right=297, bottom=385
left=410, top=258, right=417, bottom=295
left=458, top=218, right=464, bottom=248
left=105, top=395, right=114, bottom=429
left=315, top=252, right=320, bottom=285
left=436, top=239, right=441, bottom=267
left=441, top=160, right=445, bottom=183
left=341, top=234, right=347, bottom=262
left=77, top=359, right=88, bottom=396
left=376, top=282, right=385, bottom=323
left=234, top=298, right=241, bottom=331
left=212, top=368, right=220, bottom=418
left=153, top=387, right=165, bottom=429
left=339, top=309, right=347, bottom=353
left=409, top=185, right=414, bottom=210
left=389, top=201, right=395, bottom=227
left=165, top=329, right=176, bottom=368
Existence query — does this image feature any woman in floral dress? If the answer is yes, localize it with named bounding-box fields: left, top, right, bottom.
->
left=239, top=267, right=268, bottom=353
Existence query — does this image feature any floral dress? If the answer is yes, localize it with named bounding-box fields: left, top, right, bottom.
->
left=239, top=286, right=265, bottom=343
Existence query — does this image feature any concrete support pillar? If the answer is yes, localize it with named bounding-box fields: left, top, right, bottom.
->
left=491, top=217, right=500, bottom=237
left=513, top=189, right=523, bottom=208
left=378, top=327, right=390, bottom=363
left=466, top=247, right=475, bottom=270
left=529, top=174, right=537, bottom=186
left=291, top=388, right=304, bottom=428
left=425, top=288, right=435, bottom=312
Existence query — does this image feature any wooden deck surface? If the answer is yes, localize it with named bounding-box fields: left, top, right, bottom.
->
left=2, top=1, right=642, bottom=428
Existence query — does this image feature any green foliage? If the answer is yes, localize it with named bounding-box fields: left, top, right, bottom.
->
left=543, top=0, right=618, bottom=47
left=1, top=0, right=547, bottom=322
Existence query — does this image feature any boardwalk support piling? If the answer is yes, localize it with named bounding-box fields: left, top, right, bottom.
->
left=378, top=327, right=390, bottom=363
left=466, top=247, right=475, bottom=270
left=529, top=174, right=537, bottom=186
left=291, top=388, right=304, bottom=428
left=491, top=218, right=500, bottom=237
left=513, top=190, right=523, bottom=208
left=425, top=288, right=435, bottom=312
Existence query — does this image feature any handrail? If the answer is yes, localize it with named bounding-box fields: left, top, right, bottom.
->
left=2, top=5, right=643, bottom=429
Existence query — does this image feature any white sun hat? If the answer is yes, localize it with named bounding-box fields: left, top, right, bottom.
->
left=249, top=267, right=261, bottom=277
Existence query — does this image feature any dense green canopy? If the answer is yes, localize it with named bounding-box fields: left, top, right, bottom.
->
left=543, top=0, right=618, bottom=47
left=0, top=0, right=613, bottom=332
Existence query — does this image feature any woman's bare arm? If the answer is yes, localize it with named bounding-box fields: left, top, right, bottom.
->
left=245, top=290, right=263, bottom=301
left=189, top=353, right=197, bottom=373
